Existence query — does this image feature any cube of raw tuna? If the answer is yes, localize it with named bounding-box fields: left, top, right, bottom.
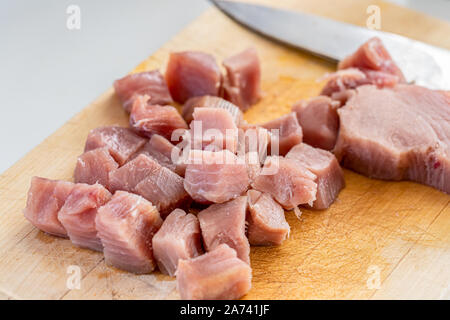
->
left=222, top=48, right=261, bottom=111
left=176, top=244, right=252, bottom=300
left=182, top=95, right=243, bottom=125
left=166, top=51, right=221, bottom=103
left=321, top=37, right=405, bottom=96
left=237, top=125, right=270, bottom=162
left=74, top=147, right=119, bottom=190
left=113, top=70, right=173, bottom=113
left=247, top=190, right=290, bottom=246
left=58, top=183, right=112, bottom=251
left=129, top=95, right=188, bottom=140
left=286, top=143, right=345, bottom=209
left=132, top=134, right=186, bottom=177
left=190, top=107, right=239, bottom=153
left=108, top=154, right=156, bottom=193
left=184, top=150, right=250, bottom=204
left=109, top=154, right=190, bottom=217
left=338, top=37, right=405, bottom=82
left=24, top=177, right=75, bottom=237
left=134, top=159, right=191, bottom=219
left=262, top=112, right=303, bottom=156
left=84, top=126, right=147, bottom=166
left=152, top=209, right=203, bottom=276
left=198, top=196, right=250, bottom=264
left=252, top=156, right=317, bottom=210
left=292, top=96, right=341, bottom=150
left=320, top=68, right=399, bottom=96
left=96, top=191, right=163, bottom=274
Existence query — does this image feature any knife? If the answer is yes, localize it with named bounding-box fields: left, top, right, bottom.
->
left=210, top=0, right=450, bottom=90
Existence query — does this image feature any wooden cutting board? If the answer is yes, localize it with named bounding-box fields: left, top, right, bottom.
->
left=0, top=0, right=449, bottom=300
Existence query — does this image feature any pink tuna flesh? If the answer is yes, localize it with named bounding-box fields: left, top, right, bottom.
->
left=222, top=48, right=262, bottom=111
left=190, top=107, right=239, bottom=153
left=166, top=51, right=221, bottom=103
left=134, top=158, right=191, bottom=219
left=113, top=70, right=173, bottom=113
left=251, top=156, right=317, bottom=210
left=286, top=143, right=345, bottom=209
left=176, top=244, right=252, bottom=300
left=320, top=68, right=399, bottom=96
left=321, top=37, right=405, bottom=96
left=84, top=126, right=147, bottom=166
left=58, top=183, right=112, bottom=251
left=335, top=84, right=450, bottom=194
left=292, top=96, right=340, bottom=150
left=184, top=150, right=250, bottom=204
left=182, top=95, right=243, bottom=126
left=338, top=37, right=405, bottom=82
left=74, top=147, right=119, bottom=191
left=237, top=125, right=270, bottom=164
left=24, top=177, right=76, bottom=238
left=262, top=112, right=303, bottom=156
left=132, top=134, right=186, bottom=177
left=247, top=190, right=290, bottom=246
left=95, top=191, right=163, bottom=274
left=198, top=196, right=250, bottom=264
left=109, top=154, right=157, bottom=193
left=152, top=209, right=203, bottom=276
left=129, top=95, right=188, bottom=140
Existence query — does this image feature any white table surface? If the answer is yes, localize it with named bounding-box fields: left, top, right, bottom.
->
left=0, top=0, right=449, bottom=173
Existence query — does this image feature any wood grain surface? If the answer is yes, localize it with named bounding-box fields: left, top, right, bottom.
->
left=0, top=0, right=449, bottom=299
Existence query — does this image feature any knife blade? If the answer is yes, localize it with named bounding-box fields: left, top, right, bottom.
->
left=210, top=0, right=450, bottom=90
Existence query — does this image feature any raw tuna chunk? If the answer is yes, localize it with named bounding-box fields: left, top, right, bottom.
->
left=190, top=107, right=239, bottom=152
left=96, top=191, right=163, bottom=274
left=335, top=85, right=450, bottom=194
left=182, top=95, right=243, bottom=125
left=320, top=68, right=399, bottom=96
left=129, top=95, right=188, bottom=140
left=321, top=37, right=405, bottom=96
left=134, top=160, right=191, bottom=218
left=24, top=177, right=75, bottom=237
left=166, top=51, right=221, bottom=103
left=132, top=134, right=186, bottom=176
left=152, top=209, right=203, bottom=276
left=198, top=196, right=250, bottom=264
left=84, top=126, right=147, bottom=166
left=109, top=154, right=156, bottom=193
left=222, top=48, right=261, bottom=111
left=184, top=150, right=250, bottom=204
left=237, top=125, right=270, bottom=162
left=262, top=112, right=303, bottom=156
left=338, top=37, right=405, bottom=81
left=330, top=89, right=356, bottom=106
left=109, top=154, right=190, bottom=217
left=113, top=70, right=173, bottom=113
left=58, top=183, right=112, bottom=251
left=252, top=156, right=317, bottom=210
left=247, top=190, right=290, bottom=246
left=292, top=96, right=340, bottom=150
left=243, top=152, right=262, bottom=183
left=176, top=244, right=252, bottom=300
left=286, top=143, right=345, bottom=209
left=74, top=147, right=119, bottom=190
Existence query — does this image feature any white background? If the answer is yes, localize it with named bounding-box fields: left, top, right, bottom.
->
left=0, top=0, right=449, bottom=173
